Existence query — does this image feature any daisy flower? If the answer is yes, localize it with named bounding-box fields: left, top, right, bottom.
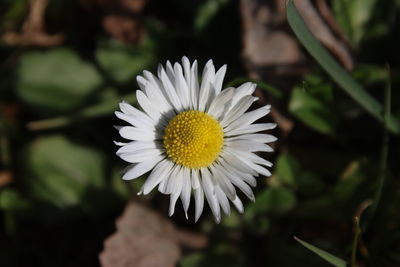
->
left=115, top=57, right=277, bottom=223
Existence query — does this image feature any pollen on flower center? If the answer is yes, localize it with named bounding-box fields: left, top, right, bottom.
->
left=163, top=110, right=224, bottom=169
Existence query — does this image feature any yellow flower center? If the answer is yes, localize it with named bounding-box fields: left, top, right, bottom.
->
left=163, top=110, right=224, bottom=169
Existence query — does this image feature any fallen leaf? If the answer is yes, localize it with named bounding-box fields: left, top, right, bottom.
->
left=99, top=201, right=208, bottom=267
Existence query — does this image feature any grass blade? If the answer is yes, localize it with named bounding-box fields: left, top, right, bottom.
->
left=294, top=236, right=347, bottom=267
left=286, top=0, right=400, bottom=134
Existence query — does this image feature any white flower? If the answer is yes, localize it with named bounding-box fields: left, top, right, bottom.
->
left=115, top=57, right=277, bottom=223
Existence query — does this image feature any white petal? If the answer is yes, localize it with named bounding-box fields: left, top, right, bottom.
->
left=119, top=148, right=162, bottom=163
left=180, top=168, right=191, bottom=218
left=168, top=167, right=184, bottom=216
left=166, top=61, right=175, bottom=84
left=191, top=169, right=201, bottom=189
left=114, top=141, right=130, bottom=146
left=122, top=155, right=164, bottom=180
left=201, top=168, right=221, bottom=223
left=210, top=164, right=236, bottom=200
left=190, top=60, right=199, bottom=110
left=142, top=70, right=175, bottom=113
left=231, top=196, right=244, bottom=213
left=224, top=105, right=270, bottom=132
left=225, top=140, right=274, bottom=152
left=143, top=82, right=173, bottom=115
left=158, top=165, right=178, bottom=194
left=198, top=60, right=215, bottom=111
left=223, top=147, right=271, bottom=176
left=244, top=153, right=273, bottom=168
left=194, top=185, right=204, bottom=222
left=226, top=133, right=277, bottom=144
left=158, top=65, right=183, bottom=111
left=219, top=152, right=258, bottom=176
left=219, top=160, right=257, bottom=187
left=119, top=101, right=143, bottom=117
left=182, top=57, right=193, bottom=109
left=169, top=191, right=180, bottom=217
left=213, top=64, right=227, bottom=95
left=136, top=75, right=147, bottom=91
left=116, top=141, right=159, bottom=155
left=237, top=155, right=272, bottom=177
left=225, top=123, right=277, bottom=136
left=136, top=90, right=166, bottom=124
left=215, top=185, right=230, bottom=216
left=229, top=82, right=256, bottom=109
left=207, top=87, right=235, bottom=118
left=142, top=159, right=174, bottom=195
left=174, top=62, right=190, bottom=109
left=219, top=163, right=255, bottom=201
left=167, top=165, right=183, bottom=194
left=221, top=95, right=256, bottom=128
left=119, top=126, right=157, bottom=141
left=181, top=57, right=191, bottom=85
left=115, top=111, right=154, bottom=131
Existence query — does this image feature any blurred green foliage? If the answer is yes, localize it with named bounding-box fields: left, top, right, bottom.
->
left=1, top=0, right=400, bottom=266
left=18, top=48, right=104, bottom=114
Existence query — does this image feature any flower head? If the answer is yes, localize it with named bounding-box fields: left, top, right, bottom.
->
left=115, top=57, right=277, bottom=223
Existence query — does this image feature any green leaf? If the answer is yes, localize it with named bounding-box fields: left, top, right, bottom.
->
left=276, top=153, right=301, bottom=187
left=1, top=0, right=29, bottom=22
left=194, top=0, right=228, bottom=32
left=275, top=153, right=324, bottom=194
left=294, top=236, right=347, bottom=267
left=352, top=64, right=388, bottom=85
left=333, top=161, right=365, bottom=201
left=96, top=37, right=156, bottom=84
left=0, top=188, right=31, bottom=211
left=180, top=252, right=205, bottom=267
left=247, top=187, right=296, bottom=215
left=23, top=135, right=105, bottom=209
left=17, top=48, right=103, bottom=114
left=286, top=0, right=400, bottom=134
left=332, top=0, right=377, bottom=46
left=289, top=87, right=336, bottom=135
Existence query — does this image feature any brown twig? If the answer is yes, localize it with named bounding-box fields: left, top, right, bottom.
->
left=294, top=0, right=353, bottom=70
left=1, top=0, right=65, bottom=47
left=315, top=0, right=351, bottom=46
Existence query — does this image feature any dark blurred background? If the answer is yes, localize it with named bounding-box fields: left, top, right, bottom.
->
left=1, top=0, right=400, bottom=266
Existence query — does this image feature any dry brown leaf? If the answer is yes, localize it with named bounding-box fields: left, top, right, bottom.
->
left=120, top=0, right=149, bottom=14
left=102, top=15, right=144, bottom=44
left=0, top=171, right=13, bottom=188
left=93, top=0, right=148, bottom=44
left=99, top=201, right=208, bottom=267
left=241, top=0, right=302, bottom=68
left=240, top=0, right=353, bottom=82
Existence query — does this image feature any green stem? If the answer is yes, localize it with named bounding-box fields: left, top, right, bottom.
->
left=368, top=66, right=391, bottom=223
left=351, top=217, right=361, bottom=267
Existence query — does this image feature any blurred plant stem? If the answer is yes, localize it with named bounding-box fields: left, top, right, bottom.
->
left=365, top=66, right=391, bottom=226
left=351, top=200, right=372, bottom=267
left=27, top=93, right=137, bottom=130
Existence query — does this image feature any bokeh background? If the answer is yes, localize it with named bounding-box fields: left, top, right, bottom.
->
left=1, top=0, right=400, bottom=266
